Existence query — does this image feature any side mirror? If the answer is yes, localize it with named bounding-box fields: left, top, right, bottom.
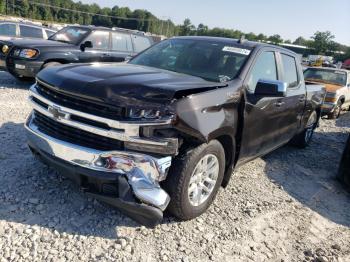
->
left=80, top=41, right=93, bottom=51
left=254, top=79, right=288, bottom=97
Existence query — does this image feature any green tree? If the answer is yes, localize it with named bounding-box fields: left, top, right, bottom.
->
left=179, top=18, right=195, bottom=36
left=293, top=36, right=307, bottom=46
left=309, top=31, right=335, bottom=54
left=196, top=23, right=208, bottom=35
left=268, top=34, right=283, bottom=44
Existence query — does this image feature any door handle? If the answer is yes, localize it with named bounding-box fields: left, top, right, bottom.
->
left=275, top=101, right=285, bottom=107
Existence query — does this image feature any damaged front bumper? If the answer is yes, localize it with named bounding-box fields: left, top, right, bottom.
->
left=25, top=115, right=172, bottom=227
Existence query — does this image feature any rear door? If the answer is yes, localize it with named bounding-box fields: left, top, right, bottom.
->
left=19, top=25, right=44, bottom=39
left=131, top=34, right=153, bottom=54
left=238, top=49, right=287, bottom=163
left=79, top=30, right=111, bottom=63
left=110, top=32, right=133, bottom=62
left=276, top=52, right=306, bottom=143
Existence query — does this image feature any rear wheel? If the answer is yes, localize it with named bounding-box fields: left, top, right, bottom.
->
left=327, top=100, right=342, bottom=119
left=163, top=140, right=225, bottom=220
left=291, top=111, right=318, bottom=148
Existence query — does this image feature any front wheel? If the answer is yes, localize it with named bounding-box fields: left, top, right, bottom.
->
left=327, top=100, right=342, bottom=119
left=163, top=140, right=225, bottom=220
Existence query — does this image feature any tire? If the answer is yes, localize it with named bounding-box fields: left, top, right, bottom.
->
left=43, top=61, right=62, bottom=69
left=291, top=111, right=318, bottom=148
left=327, top=100, right=342, bottom=119
left=337, top=135, right=350, bottom=190
left=163, top=140, right=225, bottom=220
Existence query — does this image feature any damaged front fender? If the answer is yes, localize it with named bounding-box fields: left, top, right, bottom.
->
left=174, top=80, right=242, bottom=143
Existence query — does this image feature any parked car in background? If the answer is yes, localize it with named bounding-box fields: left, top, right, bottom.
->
left=0, top=21, right=56, bottom=40
left=25, top=37, right=325, bottom=226
left=304, top=67, right=350, bottom=119
left=342, top=59, right=350, bottom=70
left=0, top=25, right=153, bottom=79
left=338, top=134, right=350, bottom=190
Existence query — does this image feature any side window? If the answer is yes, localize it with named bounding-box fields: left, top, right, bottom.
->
left=85, top=31, right=110, bottom=50
left=281, top=54, right=299, bottom=88
left=19, top=25, right=43, bottom=38
left=112, top=32, right=133, bottom=52
left=247, top=51, right=277, bottom=92
left=0, top=23, right=16, bottom=36
left=132, top=35, right=152, bottom=53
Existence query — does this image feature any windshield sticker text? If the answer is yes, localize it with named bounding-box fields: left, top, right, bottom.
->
left=222, top=46, right=251, bottom=55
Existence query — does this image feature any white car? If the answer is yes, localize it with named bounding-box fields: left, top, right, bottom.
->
left=304, top=67, right=350, bottom=119
left=0, top=21, right=56, bottom=41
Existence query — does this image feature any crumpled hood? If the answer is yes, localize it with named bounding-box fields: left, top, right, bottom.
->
left=323, top=83, right=344, bottom=93
left=306, top=81, right=344, bottom=93
left=37, top=63, right=227, bottom=107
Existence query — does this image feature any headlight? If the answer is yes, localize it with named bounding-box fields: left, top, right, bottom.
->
left=18, top=49, right=38, bottom=59
left=1, top=45, right=9, bottom=54
left=128, top=108, right=161, bottom=119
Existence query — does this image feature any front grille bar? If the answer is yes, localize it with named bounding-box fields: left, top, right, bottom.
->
left=29, top=84, right=173, bottom=147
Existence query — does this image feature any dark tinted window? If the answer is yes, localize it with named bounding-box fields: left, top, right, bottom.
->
left=112, top=32, right=133, bottom=52
left=248, top=52, right=277, bottom=92
left=281, top=54, right=298, bottom=88
left=85, top=31, right=110, bottom=50
left=19, top=25, right=43, bottom=38
left=132, top=35, right=152, bottom=53
left=0, top=23, right=16, bottom=36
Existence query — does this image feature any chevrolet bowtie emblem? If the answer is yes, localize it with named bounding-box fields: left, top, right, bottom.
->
left=48, top=106, right=66, bottom=119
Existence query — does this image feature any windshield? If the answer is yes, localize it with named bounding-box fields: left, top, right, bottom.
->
left=129, top=39, right=252, bottom=83
left=304, top=68, right=347, bottom=86
left=49, top=27, right=90, bottom=45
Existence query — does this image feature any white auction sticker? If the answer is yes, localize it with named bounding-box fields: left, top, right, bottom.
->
left=222, top=46, right=251, bottom=55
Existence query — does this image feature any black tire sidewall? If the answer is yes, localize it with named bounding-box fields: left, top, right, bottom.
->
left=165, top=140, right=226, bottom=220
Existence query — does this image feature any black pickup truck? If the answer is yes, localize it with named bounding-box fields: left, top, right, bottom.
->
left=0, top=25, right=153, bottom=80
left=25, top=36, right=325, bottom=226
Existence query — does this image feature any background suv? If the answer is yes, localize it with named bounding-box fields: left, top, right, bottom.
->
left=0, top=21, right=56, bottom=40
left=0, top=25, right=154, bottom=80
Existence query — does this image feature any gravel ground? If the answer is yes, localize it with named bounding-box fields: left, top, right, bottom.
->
left=0, top=71, right=350, bottom=262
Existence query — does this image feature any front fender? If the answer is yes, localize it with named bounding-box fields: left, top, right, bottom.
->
left=174, top=84, right=241, bottom=143
left=40, top=51, right=79, bottom=64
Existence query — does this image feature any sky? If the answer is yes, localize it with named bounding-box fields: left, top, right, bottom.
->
left=78, top=0, right=350, bottom=45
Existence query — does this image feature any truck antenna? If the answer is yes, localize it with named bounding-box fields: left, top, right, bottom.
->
left=238, top=35, right=247, bottom=44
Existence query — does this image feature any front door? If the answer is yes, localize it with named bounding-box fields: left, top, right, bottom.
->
left=79, top=30, right=111, bottom=63
left=238, top=50, right=288, bottom=164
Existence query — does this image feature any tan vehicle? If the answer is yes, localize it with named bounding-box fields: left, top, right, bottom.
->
left=304, top=67, right=350, bottom=119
